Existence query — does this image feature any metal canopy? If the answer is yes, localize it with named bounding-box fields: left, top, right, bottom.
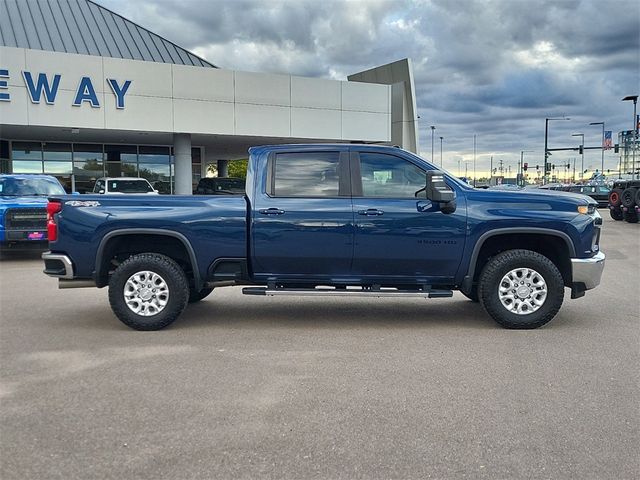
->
left=0, top=0, right=216, bottom=68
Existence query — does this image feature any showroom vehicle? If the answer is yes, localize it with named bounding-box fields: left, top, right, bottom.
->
left=43, top=144, right=605, bottom=331
left=0, top=174, right=66, bottom=250
left=607, top=179, right=640, bottom=223
left=92, top=177, right=158, bottom=194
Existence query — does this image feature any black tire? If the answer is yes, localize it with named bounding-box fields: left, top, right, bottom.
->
left=621, top=188, right=636, bottom=208
left=608, top=188, right=623, bottom=207
left=188, top=286, right=214, bottom=303
left=623, top=209, right=638, bottom=223
left=478, top=249, right=564, bottom=329
left=108, top=253, right=189, bottom=331
left=461, top=285, right=479, bottom=302
left=609, top=208, right=624, bottom=221
left=635, top=188, right=640, bottom=208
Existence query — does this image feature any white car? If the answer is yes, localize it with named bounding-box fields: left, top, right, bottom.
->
left=92, top=177, right=159, bottom=195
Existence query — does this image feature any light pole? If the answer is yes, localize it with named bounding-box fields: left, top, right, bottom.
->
left=520, top=150, right=533, bottom=186
left=622, top=95, right=638, bottom=179
left=572, top=133, right=585, bottom=181
left=544, top=117, right=570, bottom=184
left=439, top=136, right=443, bottom=167
left=589, top=121, right=605, bottom=175
left=473, top=134, right=476, bottom=187
left=430, top=126, right=436, bottom=163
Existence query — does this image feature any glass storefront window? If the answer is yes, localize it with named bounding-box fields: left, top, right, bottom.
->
left=44, top=161, right=72, bottom=174
left=105, top=145, right=137, bottom=163
left=73, top=144, right=103, bottom=161
left=139, top=146, right=170, bottom=164
left=43, top=143, right=72, bottom=161
left=12, top=142, right=42, bottom=161
left=121, top=162, right=138, bottom=177
left=12, top=160, right=43, bottom=174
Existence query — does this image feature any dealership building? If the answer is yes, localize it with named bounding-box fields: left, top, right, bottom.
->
left=0, top=0, right=418, bottom=194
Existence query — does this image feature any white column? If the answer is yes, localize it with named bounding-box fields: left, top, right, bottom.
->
left=173, top=133, right=192, bottom=194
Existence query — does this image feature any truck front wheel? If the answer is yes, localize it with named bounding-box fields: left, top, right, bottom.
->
left=478, top=250, right=564, bottom=329
left=108, top=253, right=189, bottom=330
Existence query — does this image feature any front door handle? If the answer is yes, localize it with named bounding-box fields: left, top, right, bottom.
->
left=258, top=208, right=285, bottom=215
left=357, top=209, right=384, bottom=216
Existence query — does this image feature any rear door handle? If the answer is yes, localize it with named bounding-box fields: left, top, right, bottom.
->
left=258, top=208, right=285, bottom=215
left=357, top=209, right=384, bottom=216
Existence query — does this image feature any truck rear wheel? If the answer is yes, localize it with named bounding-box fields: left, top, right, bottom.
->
left=108, top=253, right=189, bottom=330
left=478, top=249, right=564, bottom=329
left=623, top=209, right=638, bottom=223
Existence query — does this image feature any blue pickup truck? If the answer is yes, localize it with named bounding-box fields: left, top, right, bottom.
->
left=1, top=174, right=67, bottom=250
left=42, top=144, right=605, bottom=330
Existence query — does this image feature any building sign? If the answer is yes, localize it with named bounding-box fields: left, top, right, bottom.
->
left=0, top=70, right=131, bottom=109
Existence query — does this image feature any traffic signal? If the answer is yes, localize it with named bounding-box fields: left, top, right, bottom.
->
left=536, top=165, right=540, bottom=170
left=523, top=162, right=528, bottom=171
left=614, top=144, right=619, bottom=153
left=566, top=163, right=571, bottom=169
left=579, top=145, right=584, bottom=155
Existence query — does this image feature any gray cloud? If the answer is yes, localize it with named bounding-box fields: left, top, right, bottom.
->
left=101, top=0, right=639, bottom=173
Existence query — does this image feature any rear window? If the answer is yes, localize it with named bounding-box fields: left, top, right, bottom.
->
left=109, top=179, right=153, bottom=193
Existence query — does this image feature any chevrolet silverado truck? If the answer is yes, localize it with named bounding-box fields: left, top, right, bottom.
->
left=1, top=174, right=66, bottom=250
left=42, top=144, right=605, bottom=330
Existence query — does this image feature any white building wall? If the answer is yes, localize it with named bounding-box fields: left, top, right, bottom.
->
left=0, top=46, right=391, bottom=143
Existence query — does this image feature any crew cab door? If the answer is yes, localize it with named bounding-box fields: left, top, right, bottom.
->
left=251, top=149, right=354, bottom=281
left=350, top=151, right=467, bottom=283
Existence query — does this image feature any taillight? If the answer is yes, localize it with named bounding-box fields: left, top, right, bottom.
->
left=47, top=201, right=62, bottom=242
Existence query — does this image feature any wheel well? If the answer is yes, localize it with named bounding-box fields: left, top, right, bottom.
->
left=96, top=234, right=194, bottom=288
left=473, top=234, right=572, bottom=287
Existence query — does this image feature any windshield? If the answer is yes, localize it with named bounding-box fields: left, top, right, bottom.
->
left=108, top=179, right=154, bottom=193
left=0, top=176, right=66, bottom=196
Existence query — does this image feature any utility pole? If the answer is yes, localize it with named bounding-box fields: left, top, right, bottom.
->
left=490, top=156, right=493, bottom=184
left=544, top=117, right=570, bottom=185
left=439, top=136, right=443, bottom=167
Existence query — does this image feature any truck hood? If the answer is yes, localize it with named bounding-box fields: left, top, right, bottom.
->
left=0, top=195, right=49, bottom=209
left=464, top=187, right=596, bottom=212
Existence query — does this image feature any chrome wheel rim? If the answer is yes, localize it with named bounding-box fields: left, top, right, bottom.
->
left=498, top=268, right=547, bottom=315
left=124, top=270, right=169, bottom=316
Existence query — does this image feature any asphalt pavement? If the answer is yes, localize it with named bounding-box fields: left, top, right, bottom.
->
left=1, top=214, right=638, bottom=479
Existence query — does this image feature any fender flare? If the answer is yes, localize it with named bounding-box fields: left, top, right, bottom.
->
left=94, top=228, right=201, bottom=289
left=460, top=227, right=576, bottom=293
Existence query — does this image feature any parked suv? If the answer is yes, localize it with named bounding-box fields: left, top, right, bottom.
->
left=93, top=177, right=158, bottom=194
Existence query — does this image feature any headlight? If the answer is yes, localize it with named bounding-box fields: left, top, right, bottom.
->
left=577, top=205, right=596, bottom=215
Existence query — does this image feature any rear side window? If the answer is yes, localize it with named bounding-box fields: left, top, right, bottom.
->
left=272, top=152, right=341, bottom=197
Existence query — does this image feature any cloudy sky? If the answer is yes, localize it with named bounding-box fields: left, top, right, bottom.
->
left=101, top=0, right=639, bottom=177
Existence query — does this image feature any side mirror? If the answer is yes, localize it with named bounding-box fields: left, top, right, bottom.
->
left=426, top=171, right=456, bottom=214
left=98, top=189, right=105, bottom=194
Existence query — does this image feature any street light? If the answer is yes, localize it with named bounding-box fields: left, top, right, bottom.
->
left=473, top=134, right=476, bottom=187
left=544, top=117, right=570, bottom=184
left=439, top=136, right=443, bottom=167
left=622, top=95, right=638, bottom=179
left=589, top=121, right=605, bottom=175
left=430, top=126, right=436, bottom=163
left=520, top=150, right=533, bottom=186
left=572, top=133, right=585, bottom=181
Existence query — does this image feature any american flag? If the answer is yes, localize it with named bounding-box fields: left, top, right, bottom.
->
left=603, top=131, right=612, bottom=150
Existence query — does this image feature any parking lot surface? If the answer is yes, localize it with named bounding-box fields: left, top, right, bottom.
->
left=1, top=214, right=638, bottom=479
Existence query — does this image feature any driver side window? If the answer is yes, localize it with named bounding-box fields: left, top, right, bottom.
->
left=359, top=152, right=425, bottom=198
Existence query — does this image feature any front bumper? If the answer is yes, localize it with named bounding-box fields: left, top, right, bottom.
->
left=571, top=251, right=605, bottom=290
